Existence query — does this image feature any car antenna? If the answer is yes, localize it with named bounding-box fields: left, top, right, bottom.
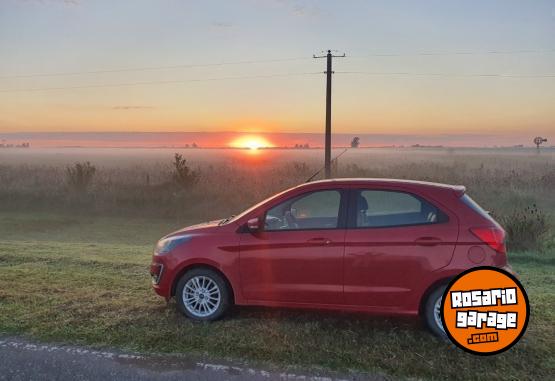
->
left=305, top=148, right=349, bottom=183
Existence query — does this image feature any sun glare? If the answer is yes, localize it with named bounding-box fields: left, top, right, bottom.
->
left=229, top=136, right=274, bottom=150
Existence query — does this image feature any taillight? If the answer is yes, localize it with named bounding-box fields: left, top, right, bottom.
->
left=470, top=227, right=506, bottom=254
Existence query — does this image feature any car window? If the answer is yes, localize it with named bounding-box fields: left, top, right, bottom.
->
left=354, top=190, right=443, bottom=228
left=265, top=190, right=341, bottom=231
left=460, top=194, right=495, bottom=222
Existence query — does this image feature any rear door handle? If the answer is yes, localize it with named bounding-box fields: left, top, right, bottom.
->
left=414, top=237, right=442, bottom=246
left=307, top=237, right=332, bottom=245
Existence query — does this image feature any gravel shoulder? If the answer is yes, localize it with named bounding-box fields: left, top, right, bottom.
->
left=0, top=336, right=387, bottom=381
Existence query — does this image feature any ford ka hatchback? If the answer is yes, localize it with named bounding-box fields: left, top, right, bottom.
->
left=150, top=179, right=512, bottom=337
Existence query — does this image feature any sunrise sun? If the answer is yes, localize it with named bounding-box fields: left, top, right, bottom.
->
left=229, top=135, right=274, bottom=150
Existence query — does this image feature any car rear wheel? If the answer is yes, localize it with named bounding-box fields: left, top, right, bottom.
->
left=424, top=285, right=448, bottom=339
left=176, top=268, right=231, bottom=321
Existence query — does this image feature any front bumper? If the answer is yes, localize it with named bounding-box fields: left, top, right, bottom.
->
left=150, top=256, right=172, bottom=299
left=149, top=262, right=164, bottom=285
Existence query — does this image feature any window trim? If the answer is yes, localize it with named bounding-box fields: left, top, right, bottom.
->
left=346, top=188, right=449, bottom=230
left=261, top=188, right=349, bottom=232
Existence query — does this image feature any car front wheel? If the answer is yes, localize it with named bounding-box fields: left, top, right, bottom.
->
left=176, top=268, right=231, bottom=321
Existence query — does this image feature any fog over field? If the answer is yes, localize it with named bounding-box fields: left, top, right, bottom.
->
left=1, top=146, right=553, bottom=167
left=1, top=147, right=553, bottom=223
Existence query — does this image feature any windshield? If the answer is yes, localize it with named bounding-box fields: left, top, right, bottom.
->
left=223, top=185, right=300, bottom=225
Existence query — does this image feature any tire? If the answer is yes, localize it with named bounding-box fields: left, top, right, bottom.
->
left=175, top=268, right=231, bottom=321
left=424, top=284, right=448, bottom=339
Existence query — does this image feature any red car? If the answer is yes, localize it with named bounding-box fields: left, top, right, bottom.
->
left=150, top=179, right=511, bottom=336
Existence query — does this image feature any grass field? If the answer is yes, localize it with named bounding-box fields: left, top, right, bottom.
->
left=0, top=148, right=554, bottom=380
left=0, top=212, right=553, bottom=380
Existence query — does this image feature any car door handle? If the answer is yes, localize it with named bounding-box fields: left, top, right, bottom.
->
left=414, top=237, right=442, bottom=246
left=306, top=237, right=332, bottom=245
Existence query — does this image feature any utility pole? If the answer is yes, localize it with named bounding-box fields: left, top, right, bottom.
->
left=314, top=50, right=345, bottom=178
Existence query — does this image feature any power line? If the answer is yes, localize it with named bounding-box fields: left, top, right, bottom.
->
left=2, top=70, right=552, bottom=93
left=2, top=70, right=553, bottom=93
left=336, top=71, right=555, bottom=78
left=0, top=57, right=312, bottom=79
left=353, top=49, right=555, bottom=58
left=1, top=48, right=553, bottom=79
left=0, top=72, right=322, bottom=93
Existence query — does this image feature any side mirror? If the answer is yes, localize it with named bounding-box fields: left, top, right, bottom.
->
left=247, top=217, right=261, bottom=232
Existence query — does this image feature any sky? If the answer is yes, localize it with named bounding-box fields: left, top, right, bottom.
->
left=0, top=0, right=554, bottom=147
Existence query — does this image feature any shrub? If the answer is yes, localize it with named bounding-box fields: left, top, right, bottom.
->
left=171, top=153, right=200, bottom=189
left=501, top=204, right=550, bottom=252
left=66, top=162, right=96, bottom=193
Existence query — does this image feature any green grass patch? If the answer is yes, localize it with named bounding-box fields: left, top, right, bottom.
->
left=0, top=213, right=553, bottom=380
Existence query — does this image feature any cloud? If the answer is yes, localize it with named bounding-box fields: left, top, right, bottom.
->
left=19, top=0, right=80, bottom=5
left=264, top=0, right=321, bottom=17
left=290, top=3, right=320, bottom=17
left=212, top=22, right=234, bottom=28
left=112, top=106, right=155, bottom=110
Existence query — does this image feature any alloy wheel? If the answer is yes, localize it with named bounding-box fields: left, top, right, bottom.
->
left=434, top=295, right=446, bottom=334
left=182, top=275, right=221, bottom=318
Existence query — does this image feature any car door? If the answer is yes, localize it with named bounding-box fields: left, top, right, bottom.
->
left=343, top=187, right=458, bottom=310
left=239, top=189, right=347, bottom=305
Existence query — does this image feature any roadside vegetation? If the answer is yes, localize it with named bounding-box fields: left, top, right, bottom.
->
left=1, top=149, right=553, bottom=219
left=0, top=149, right=553, bottom=380
left=500, top=204, right=550, bottom=252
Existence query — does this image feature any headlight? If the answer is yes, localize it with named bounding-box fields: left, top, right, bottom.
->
left=155, top=235, right=192, bottom=254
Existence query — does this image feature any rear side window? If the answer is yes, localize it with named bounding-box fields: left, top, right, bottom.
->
left=460, top=194, right=494, bottom=221
left=353, top=190, right=447, bottom=228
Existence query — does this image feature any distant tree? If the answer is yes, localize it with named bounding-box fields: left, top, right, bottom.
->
left=534, top=136, right=547, bottom=152
left=192, top=143, right=198, bottom=148
left=303, top=143, right=310, bottom=149
left=351, top=137, right=360, bottom=148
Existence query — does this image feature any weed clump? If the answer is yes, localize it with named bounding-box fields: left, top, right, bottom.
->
left=66, top=162, right=96, bottom=193
left=171, top=153, right=200, bottom=190
left=501, top=204, right=550, bottom=252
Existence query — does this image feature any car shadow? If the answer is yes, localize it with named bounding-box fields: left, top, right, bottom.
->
left=227, top=305, right=422, bottom=331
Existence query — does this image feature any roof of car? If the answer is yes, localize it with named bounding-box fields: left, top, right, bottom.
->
left=299, top=178, right=465, bottom=194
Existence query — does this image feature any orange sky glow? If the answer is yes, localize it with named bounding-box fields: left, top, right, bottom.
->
left=0, top=1, right=553, bottom=147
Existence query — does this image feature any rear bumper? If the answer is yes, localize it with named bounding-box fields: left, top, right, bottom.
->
left=500, top=263, right=517, bottom=277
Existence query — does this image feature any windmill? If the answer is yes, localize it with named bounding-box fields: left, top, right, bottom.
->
left=533, top=136, right=547, bottom=151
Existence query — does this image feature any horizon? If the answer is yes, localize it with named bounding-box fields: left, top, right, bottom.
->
left=0, top=130, right=551, bottom=149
